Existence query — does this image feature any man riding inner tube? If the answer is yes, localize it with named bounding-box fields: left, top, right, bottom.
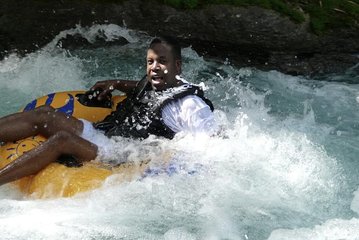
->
left=0, top=36, right=218, bottom=188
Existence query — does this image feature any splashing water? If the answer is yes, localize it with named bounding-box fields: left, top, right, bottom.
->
left=0, top=24, right=359, bottom=240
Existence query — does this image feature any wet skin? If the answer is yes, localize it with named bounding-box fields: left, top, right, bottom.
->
left=146, top=43, right=182, bottom=91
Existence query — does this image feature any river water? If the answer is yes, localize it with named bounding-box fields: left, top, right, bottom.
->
left=0, top=24, right=359, bottom=240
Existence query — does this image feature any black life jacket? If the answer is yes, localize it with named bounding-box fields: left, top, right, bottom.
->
left=94, top=83, right=214, bottom=139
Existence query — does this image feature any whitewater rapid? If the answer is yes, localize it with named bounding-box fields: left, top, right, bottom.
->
left=0, top=24, right=359, bottom=240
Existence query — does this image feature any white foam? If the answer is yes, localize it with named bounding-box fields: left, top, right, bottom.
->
left=350, top=188, right=359, bottom=214
left=268, top=218, right=359, bottom=240
left=0, top=24, right=359, bottom=240
left=0, top=50, right=86, bottom=98
left=48, top=24, right=139, bottom=50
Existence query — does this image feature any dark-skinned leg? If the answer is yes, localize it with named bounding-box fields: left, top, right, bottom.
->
left=0, top=105, right=98, bottom=186
left=0, top=105, right=83, bottom=142
left=0, top=131, right=98, bottom=186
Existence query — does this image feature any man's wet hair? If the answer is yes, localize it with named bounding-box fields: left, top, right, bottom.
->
left=149, top=36, right=182, bottom=61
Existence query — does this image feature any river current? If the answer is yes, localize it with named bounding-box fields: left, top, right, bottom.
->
left=0, top=24, right=359, bottom=240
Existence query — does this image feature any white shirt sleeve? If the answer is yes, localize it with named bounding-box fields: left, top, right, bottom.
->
left=161, top=95, right=218, bottom=136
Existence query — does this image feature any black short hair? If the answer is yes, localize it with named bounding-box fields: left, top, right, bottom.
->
left=149, top=36, right=182, bottom=61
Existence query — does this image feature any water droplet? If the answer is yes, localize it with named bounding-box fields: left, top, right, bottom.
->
left=164, top=69, right=168, bottom=74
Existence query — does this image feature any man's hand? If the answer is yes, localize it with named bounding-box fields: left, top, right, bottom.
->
left=90, top=80, right=119, bottom=101
left=90, top=79, right=139, bottom=101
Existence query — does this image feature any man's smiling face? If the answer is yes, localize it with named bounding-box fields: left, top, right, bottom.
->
left=146, top=43, right=181, bottom=91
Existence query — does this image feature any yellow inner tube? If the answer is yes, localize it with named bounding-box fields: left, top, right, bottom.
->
left=0, top=91, right=151, bottom=198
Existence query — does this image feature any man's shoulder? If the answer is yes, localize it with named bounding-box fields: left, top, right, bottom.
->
left=164, top=95, right=209, bottom=114
left=180, top=95, right=208, bottom=107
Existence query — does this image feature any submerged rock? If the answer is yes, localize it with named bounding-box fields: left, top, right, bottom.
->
left=57, top=33, right=129, bottom=50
